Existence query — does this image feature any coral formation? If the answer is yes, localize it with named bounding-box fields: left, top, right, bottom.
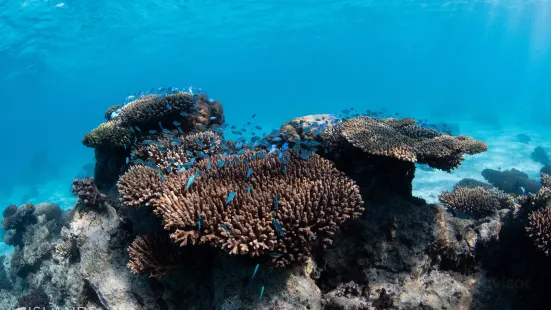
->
left=104, top=104, right=121, bottom=121
left=127, top=235, right=187, bottom=278
left=439, top=187, right=512, bottom=217
left=526, top=205, right=551, bottom=255
left=542, top=165, right=551, bottom=177
left=482, top=168, right=541, bottom=195
left=117, top=165, right=162, bottom=207
left=2, top=203, right=37, bottom=231
left=453, top=178, right=494, bottom=190
left=71, top=178, right=106, bottom=205
left=337, top=116, right=487, bottom=171
left=152, top=150, right=364, bottom=267
left=82, top=121, right=131, bottom=149
left=17, top=289, right=50, bottom=309
left=531, top=146, right=550, bottom=166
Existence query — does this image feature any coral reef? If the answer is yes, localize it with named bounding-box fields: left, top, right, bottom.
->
left=482, top=168, right=541, bottom=196
left=531, top=146, right=550, bottom=166
left=71, top=177, right=106, bottom=205
left=542, top=165, right=551, bottom=177
left=439, top=187, right=512, bottom=218
left=152, top=150, right=364, bottom=267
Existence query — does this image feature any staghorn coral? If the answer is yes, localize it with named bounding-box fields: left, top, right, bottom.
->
left=2, top=203, right=37, bottom=231
left=439, top=187, right=512, bottom=218
left=153, top=150, right=364, bottom=267
left=127, top=235, right=187, bottom=279
left=118, top=165, right=162, bottom=208
left=72, top=177, right=106, bottom=205
left=133, top=130, right=224, bottom=172
left=338, top=116, right=487, bottom=171
left=82, top=121, right=131, bottom=149
left=526, top=205, right=551, bottom=255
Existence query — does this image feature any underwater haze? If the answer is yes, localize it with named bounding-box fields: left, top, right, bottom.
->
left=1, top=0, right=551, bottom=308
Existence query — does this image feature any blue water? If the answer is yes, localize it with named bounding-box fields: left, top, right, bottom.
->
left=0, top=0, right=550, bottom=239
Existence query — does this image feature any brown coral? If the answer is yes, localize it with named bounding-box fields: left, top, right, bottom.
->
left=82, top=121, right=131, bottom=149
left=127, top=235, right=187, bottom=278
left=542, top=173, right=551, bottom=189
left=439, top=187, right=512, bottom=218
left=153, top=150, right=364, bottom=267
left=117, top=165, right=162, bottom=207
left=115, top=92, right=224, bottom=131
left=72, top=178, right=106, bottom=205
left=133, top=130, right=224, bottom=172
left=338, top=116, right=487, bottom=171
left=526, top=205, right=551, bottom=255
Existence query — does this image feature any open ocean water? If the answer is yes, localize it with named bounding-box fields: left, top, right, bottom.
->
left=1, top=1, right=551, bottom=309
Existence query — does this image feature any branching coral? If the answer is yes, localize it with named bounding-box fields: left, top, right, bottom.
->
left=542, top=173, right=551, bottom=189
left=133, top=130, right=224, bottom=173
left=152, top=150, right=364, bottom=267
left=526, top=205, right=551, bottom=255
left=439, top=187, right=512, bottom=218
left=453, top=178, right=494, bottom=190
left=127, top=235, right=187, bottom=278
left=338, top=116, right=487, bottom=171
left=72, top=178, right=106, bottom=205
left=82, top=121, right=131, bottom=149
left=117, top=165, right=162, bottom=208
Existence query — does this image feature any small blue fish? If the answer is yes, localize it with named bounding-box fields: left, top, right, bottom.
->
left=126, top=157, right=129, bottom=164
left=307, top=140, right=321, bottom=146
left=252, top=264, right=259, bottom=279
left=216, top=160, right=226, bottom=168
left=196, top=140, right=205, bottom=147
left=197, top=215, right=202, bottom=230
left=166, top=103, right=172, bottom=110
left=258, top=152, right=266, bottom=159
left=134, top=137, right=138, bottom=143
left=135, top=126, right=141, bottom=132
left=158, top=122, right=164, bottom=129
left=252, top=114, right=256, bottom=118
left=186, top=174, right=197, bottom=190
left=197, top=151, right=209, bottom=159
left=225, top=191, right=236, bottom=206
left=272, top=218, right=285, bottom=237
left=247, top=185, right=251, bottom=193
left=282, top=165, right=287, bottom=174
left=273, top=136, right=282, bottom=142
left=299, top=149, right=311, bottom=160
left=235, top=142, right=243, bottom=149
left=245, top=167, right=253, bottom=179
left=148, top=130, right=157, bottom=134
left=173, top=120, right=181, bottom=126
left=237, top=149, right=246, bottom=155
left=255, top=126, right=262, bottom=130
left=210, top=116, right=217, bottom=120
left=180, top=111, right=189, bottom=117
left=170, top=141, right=181, bottom=146
left=178, top=164, right=185, bottom=173
left=259, top=285, right=264, bottom=301
left=177, top=126, right=184, bottom=134
left=158, top=170, right=165, bottom=182
left=282, top=142, right=289, bottom=152
left=221, top=223, right=231, bottom=233
left=274, top=196, right=279, bottom=214
left=207, top=160, right=211, bottom=171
